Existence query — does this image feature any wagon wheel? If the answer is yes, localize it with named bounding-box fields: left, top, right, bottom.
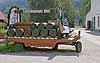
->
left=75, top=41, right=82, bottom=53
left=52, top=44, right=58, bottom=50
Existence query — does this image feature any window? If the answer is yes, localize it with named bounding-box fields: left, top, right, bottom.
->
left=98, top=16, right=100, bottom=27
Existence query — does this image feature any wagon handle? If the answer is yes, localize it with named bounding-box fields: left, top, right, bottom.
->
left=79, top=31, right=81, bottom=35
left=78, top=31, right=81, bottom=39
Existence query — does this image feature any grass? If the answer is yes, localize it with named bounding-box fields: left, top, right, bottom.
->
left=0, top=42, right=25, bottom=53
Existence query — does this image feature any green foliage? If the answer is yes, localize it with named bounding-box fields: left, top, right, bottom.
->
left=28, top=0, right=57, bottom=22
left=0, top=44, right=8, bottom=53
left=28, top=0, right=56, bottom=9
left=27, top=0, right=79, bottom=27
left=80, top=0, right=91, bottom=21
left=80, top=0, right=91, bottom=15
left=0, top=22, right=6, bottom=33
left=21, top=13, right=31, bottom=22
left=6, top=42, right=24, bottom=52
left=0, top=42, right=24, bottom=53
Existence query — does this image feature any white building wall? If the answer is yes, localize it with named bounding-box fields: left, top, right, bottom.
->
left=86, top=0, right=100, bottom=30
left=95, top=15, right=100, bottom=30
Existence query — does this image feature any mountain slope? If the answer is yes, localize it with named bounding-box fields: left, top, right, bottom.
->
left=73, top=0, right=81, bottom=8
left=0, top=0, right=28, bottom=11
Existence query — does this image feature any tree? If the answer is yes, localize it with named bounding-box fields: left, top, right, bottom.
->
left=56, top=0, right=79, bottom=27
left=28, top=0, right=79, bottom=28
left=80, top=0, right=91, bottom=26
left=21, top=13, right=31, bottom=22
left=28, top=0, right=57, bottom=22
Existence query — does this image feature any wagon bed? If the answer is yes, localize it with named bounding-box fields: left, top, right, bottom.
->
left=7, top=31, right=80, bottom=48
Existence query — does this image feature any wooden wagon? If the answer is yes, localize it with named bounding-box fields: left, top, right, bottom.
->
left=7, top=23, right=82, bottom=53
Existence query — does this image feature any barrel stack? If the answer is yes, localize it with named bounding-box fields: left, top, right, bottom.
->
left=7, top=23, right=59, bottom=38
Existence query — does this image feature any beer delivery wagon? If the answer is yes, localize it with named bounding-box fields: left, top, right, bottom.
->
left=6, top=6, right=82, bottom=53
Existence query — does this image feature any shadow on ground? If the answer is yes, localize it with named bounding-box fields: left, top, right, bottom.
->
left=0, top=48, right=80, bottom=60
left=86, top=31, right=100, bottom=36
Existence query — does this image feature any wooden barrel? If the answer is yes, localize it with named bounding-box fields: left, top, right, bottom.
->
left=46, top=23, right=53, bottom=30
left=40, top=29, right=48, bottom=38
left=38, top=23, right=45, bottom=30
left=24, top=30, right=31, bottom=37
left=32, top=29, right=40, bottom=37
left=30, top=23, right=37, bottom=30
left=49, top=29, right=57, bottom=37
left=7, top=29, right=16, bottom=37
left=30, top=23, right=37, bottom=29
left=16, top=29, right=24, bottom=37
left=9, top=24, right=16, bottom=29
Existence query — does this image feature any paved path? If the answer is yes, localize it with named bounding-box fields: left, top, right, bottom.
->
left=0, top=28, right=100, bottom=63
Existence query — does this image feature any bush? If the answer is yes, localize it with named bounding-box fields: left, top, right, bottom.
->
left=0, top=44, right=8, bottom=53
left=0, top=42, right=25, bottom=53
